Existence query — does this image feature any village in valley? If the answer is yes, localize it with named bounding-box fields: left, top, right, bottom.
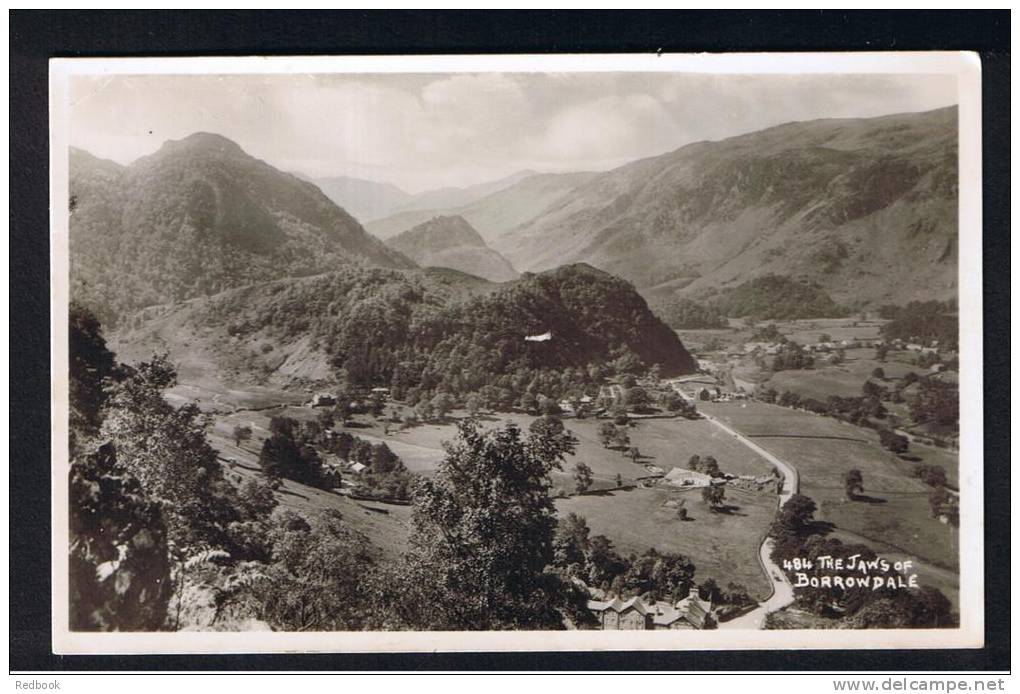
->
left=140, top=309, right=957, bottom=631
left=66, top=71, right=961, bottom=633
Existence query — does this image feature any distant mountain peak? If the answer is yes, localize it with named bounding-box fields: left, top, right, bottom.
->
left=386, top=215, right=518, bottom=283
left=158, top=132, right=246, bottom=156
left=69, top=131, right=415, bottom=325
left=390, top=215, right=487, bottom=252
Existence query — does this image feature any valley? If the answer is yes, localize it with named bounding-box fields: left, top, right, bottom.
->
left=70, top=101, right=962, bottom=633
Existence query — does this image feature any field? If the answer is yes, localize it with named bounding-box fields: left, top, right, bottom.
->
left=764, top=347, right=923, bottom=402
left=207, top=408, right=413, bottom=561
left=775, top=318, right=884, bottom=345
left=556, top=486, right=776, bottom=599
left=204, top=398, right=780, bottom=596
left=699, top=401, right=960, bottom=579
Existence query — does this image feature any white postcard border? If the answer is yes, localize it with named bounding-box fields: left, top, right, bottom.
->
left=48, top=51, right=984, bottom=655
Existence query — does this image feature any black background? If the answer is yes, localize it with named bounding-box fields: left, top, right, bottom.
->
left=9, top=10, right=1010, bottom=672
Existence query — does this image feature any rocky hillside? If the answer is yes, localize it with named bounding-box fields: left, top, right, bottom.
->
left=385, top=215, right=518, bottom=282
left=494, top=107, right=958, bottom=309
left=366, top=171, right=599, bottom=241
left=69, top=133, right=415, bottom=326
left=116, top=263, right=695, bottom=395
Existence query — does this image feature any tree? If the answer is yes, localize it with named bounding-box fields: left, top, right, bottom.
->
left=612, top=428, right=631, bottom=451
left=100, top=355, right=239, bottom=548
left=844, top=469, right=864, bottom=499
left=597, top=422, right=617, bottom=449
left=528, top=416, right=578, bottom=457
left=849, top=586, right=955, bottom=628
left=914, top=464, right=948, bottom=489
left=875, top=344, right=889, bottom=362
left=259, top=433, right=300, bottom=481
left=614, top=473, right=623, bottom=488
left=430, top=392, right=455, bottom=420
left=69, top=302, right=118, bottom=453
left=691, top=455, right=722, bottom=478
left=519, top=392, right=539, bottom=414
left=623, top=386, right=651, bottom=411
left=269, top=415, right=298, bottom=438
left=414, top=399, right=435, bottom=423
left=539, top=396, right=562, bottom=416
left=770, top=494, right=818, bottom=560
left=573, top=462, right=594, bottom=494
left=928, top=486, right=959, bottom=525
left=617, top=548, right=696, bottom=602
left=397, top=420, right=586, bottom=630
left=698, top=578, right=722, bottom=602
left=552, top=512, right=590, bottom=575
left=627, top=446, right=641, bottom=463
left=586, top=535, right=628, bottom=589
left=879, top=428, right=909, bottom=454
left=70, top=442, right=172, bottom=631
left=232, top=424, right=253, bottom=448
left=910, top=379, right=959, bottom=427
left=778, top=390, right=801, bottom=408
left=702, top=484, right=726, bottom=512
left=317, top=407, right=336, bottom=431
left=465, top=393, right=483, bottom=417
left=862, top=379, right=887, bottom=400
left=253, top=509, right=381, bottom=631
left=871, top=367, right=886, bottom=380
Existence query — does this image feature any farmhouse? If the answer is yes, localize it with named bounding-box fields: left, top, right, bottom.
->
left=586, top=597, right=652, bottom=629
left=664, top=467, right=713, bottom=488
left=349, top=462, right=368, bottom=474
left=587, top=588, right=714, bottom=630
left=308, top=392, right=336, bottom=407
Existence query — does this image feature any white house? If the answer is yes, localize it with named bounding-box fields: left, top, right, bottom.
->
left=664, top=467, right=713, bottom=488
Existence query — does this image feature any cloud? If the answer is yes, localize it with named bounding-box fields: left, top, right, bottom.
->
left=69, top=71, right=958, bottom=194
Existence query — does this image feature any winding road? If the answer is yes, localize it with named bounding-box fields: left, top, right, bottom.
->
left=700, top=411, right=800, bottom=629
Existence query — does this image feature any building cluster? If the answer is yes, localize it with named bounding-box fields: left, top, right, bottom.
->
left=587, top=587, right=714, bottom=630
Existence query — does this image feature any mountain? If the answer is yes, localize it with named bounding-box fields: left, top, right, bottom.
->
left=494, top=107, right=959, bottom=310
left=69, top=133, right=415, bottom=326
left=115, top=263, right=696, bottom=395
left=393, top=169, right=540, bottom=216
left=294, top=174, right=411, bottom=222
left=385, top=215, right=518, bottom=282
left=366, top=171, right=599, bottom=241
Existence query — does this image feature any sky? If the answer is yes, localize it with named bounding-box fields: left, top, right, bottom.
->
left=69, top=71, right=958, bottom=194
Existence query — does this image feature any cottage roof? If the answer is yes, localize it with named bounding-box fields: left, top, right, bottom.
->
left=587, top=596, right=650, bottom=616
left=664, top=467, right=712, bottom=483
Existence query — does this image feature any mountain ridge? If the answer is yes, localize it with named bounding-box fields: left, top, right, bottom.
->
left=366, top=170, right=600, bottom=241
left=493, top=106, right=958, bottom=309
left=385, top=215, right=518, bottom=283
left=69, top=134, right=416, bottom=326
left=114, top=262, right=696, bottom=396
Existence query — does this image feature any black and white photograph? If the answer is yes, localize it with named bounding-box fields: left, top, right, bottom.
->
left=47, top=52, right=984, bottom=654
